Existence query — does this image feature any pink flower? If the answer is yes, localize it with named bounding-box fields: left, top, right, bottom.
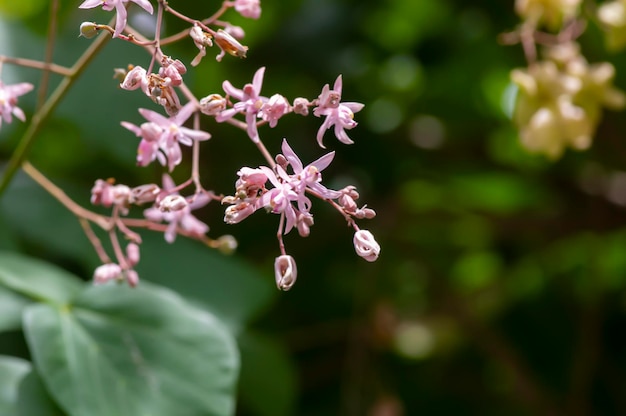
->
left=223, top=139, right=339, bottom=234
left=0, top=81, right=34, bottom=129
left=353, top=229, right=380, bottom=262
left=217, top=67, right=267, bottom=142
left=313, top=75, right=364, bottom=148
left=274, top=255, right=297, bottom=291
left=144, top=174, right=210, bottom=243
left=233, top=0, right=261, bottom=19
left=259, top=94, right=289, bottom=127
left=121, top=102, right=210, bottom=171
left=79, top=0, right=154, bottom=38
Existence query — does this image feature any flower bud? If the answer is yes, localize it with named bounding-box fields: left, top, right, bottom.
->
left=79, top=22, right=99, bottom=39
left=292, top=97, right=310, bottom=116
left=129, top=183, right=160, bottom=204
left=353, top=230, right=380, bottom=262
left=214, top=29, right=248, bottom=61
left=126, top=243, right=140, bottom=267
left=159, top=194, right=188, bottom=212
left=93, top=263, right=122, bottom=285
left=216, top=235, right=238, bottom=255
left=125, top=269, right=139, bottom=287
left=199, top=94, right=227, bottom=115
left=274, top=255, right=297, bottom=291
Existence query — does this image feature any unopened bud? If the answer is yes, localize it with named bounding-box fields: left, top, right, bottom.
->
left=126, top=243, right=140, bottom=267
left=216, top=235, right=238, bottom=254
left=353, top=229, right=380, bottom=262
left=274, top=255, right=297, bottom=291
left=355, top=207, right=376, bottom=219
left=125, top=269, right=139, bottom=287
left=93, top=263, right=122, bottom=285
left=292, top=97, right=310, bottom=116
left=130, top=184, right=160, bottom=204
left=159, top=194, right=188, bottom=212
left=79, top=22, right=99, bottom=39
left=199, top=94, right=227, bottom=115
left=214, top=29, right=248, bottom=60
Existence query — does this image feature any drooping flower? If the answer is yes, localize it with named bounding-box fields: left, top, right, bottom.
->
left=0, top=81, right=34, bottom=130
left=216, top=67, right=266, bottom=142
left=121, top=102, right=210, bottom=171
left=274, top=255, right=297, bottom=291
left=78, top=0, right=154, bottom=38
left=313, top=75, right=364, bottom=148
left=353, top=229, right=380, bottom=262
left=144, top=174, right=210, bottom=243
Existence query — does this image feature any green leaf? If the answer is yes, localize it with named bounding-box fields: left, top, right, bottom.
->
left=16, top=369, right=66, bottom=416
left=24, top=282, right=239, bottom=416
left=237, top=331, right=297, bottom=416
left=0, top=286, right=30, bottom=332
left=0, top=251, right=82, bottom=304
left=137, top=235, right=275, bottom=333
left=0, top=355, right=30, bottom=416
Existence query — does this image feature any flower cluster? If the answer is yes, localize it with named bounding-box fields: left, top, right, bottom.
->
left=511, top=43, right=625, bottom=158
left=222, top=139, right=379, bottom=289
left=0, top=0, right=381, bottom=290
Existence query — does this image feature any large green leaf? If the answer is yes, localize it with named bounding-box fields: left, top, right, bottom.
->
left=24, top=282, right=239, bottom=416
left=0, top=355, right=30, bottom=416
left=16, top=369, right=65, bottom=416
left=0, top=286, right=29, bottom=332
left=0, top=251, right=82, bottom=304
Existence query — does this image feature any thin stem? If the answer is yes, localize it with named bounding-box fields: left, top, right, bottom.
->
left=147, top=1, right=166, bottom=74
left=21, top=161, right=111, bottom=229
left=79, top=218, right=112, bottom=264
left=37, top=0, right=59, bottom=110
left=192, top=112, right=202, bottom=190
left=0, top=56, right=72, bottom=76
left=108, top=212, right=129, bottom=269
left=0, top=26, right=112, bottom=197
left=277, top=212, right=286, bottom=255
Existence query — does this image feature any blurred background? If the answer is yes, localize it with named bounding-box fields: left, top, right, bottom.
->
left=2, top=0, right=626, bottom=415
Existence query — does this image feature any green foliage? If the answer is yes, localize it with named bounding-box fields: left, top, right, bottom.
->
left=0, top=252, right=240, bottom=416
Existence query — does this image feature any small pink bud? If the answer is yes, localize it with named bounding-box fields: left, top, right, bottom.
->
left=293, top=97, right=310, bottom=116
left=126, top=243, right=140, bottom=267
left=125, top=269, right=139, bottom=287
left=224, top=24, right=245, bottom=39
left=93, top=263, right=122, bottom=284
left=353, top=230, right=380, bottom=262
left=274, top=255, right=297, bottom=291
left=159, top=195, right=188, bottom=212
